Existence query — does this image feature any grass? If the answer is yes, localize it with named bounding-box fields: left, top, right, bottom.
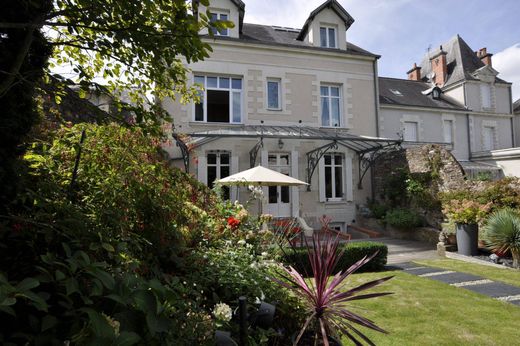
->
left=341, top=269, right=520, bottom=345
left=415, top=258, right=520, bottom=288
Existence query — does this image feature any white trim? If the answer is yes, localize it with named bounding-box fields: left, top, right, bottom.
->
left=345, top=156, right=353, bottom=202
left=400, top=114, right=422, bottom=142
left=319, top=25, right=337, bottom=48
left=291, top=150, right=300, bottom=217
left=230, top=155, right=239, bottom=201
left=266, top=78, right=282, bottom=111
left=209, top=11, right=230, bottom=37
left=320, top=84, right=343, bottom=127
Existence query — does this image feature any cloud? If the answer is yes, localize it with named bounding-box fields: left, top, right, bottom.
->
left=493, top=43, right=520, bottom=101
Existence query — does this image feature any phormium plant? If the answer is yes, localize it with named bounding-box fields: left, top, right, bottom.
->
left=273, top=233, right=393, bottom=345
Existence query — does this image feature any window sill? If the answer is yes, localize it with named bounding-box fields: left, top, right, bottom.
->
left=189, top=121, right=243, bottom=126
left=324, top=199, right=347, bottom=205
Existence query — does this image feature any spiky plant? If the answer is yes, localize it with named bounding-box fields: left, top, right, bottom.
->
left=483, top=208, right=520, bottom=268
left=273, top=232, right=393, bottom=345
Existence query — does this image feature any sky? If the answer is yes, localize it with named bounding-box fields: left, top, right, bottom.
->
left=242, top=0, right=520, bottom=101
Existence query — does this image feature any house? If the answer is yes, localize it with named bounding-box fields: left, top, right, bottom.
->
left=379, top=35, right=514, bottom=169
left=162, top=0, right=399, bottom=229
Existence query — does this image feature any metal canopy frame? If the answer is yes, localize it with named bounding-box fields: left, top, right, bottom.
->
left=172, top=133, right=190, bottom=173
left=174, top=125, right=401, bottom=187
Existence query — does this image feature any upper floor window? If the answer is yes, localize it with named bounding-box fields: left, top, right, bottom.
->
left=320, top=85, right=341, bottom=127
left=320, top=26, right=336, bottom=48
left=480, top=83, right=492, bottom=109
left=210, top=12, right=229, bottom=36
left=194, top=75, right=242, bottom=123
left=403, top=121, right=418, bottom=141
left=267, top=78, right=281, bottom=110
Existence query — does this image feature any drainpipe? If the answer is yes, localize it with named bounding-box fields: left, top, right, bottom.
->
left=371, top=58, right=380, bottom=202
left=463, top=83, right=472, bottom=160
left=509, top=85, right=515, bottom=147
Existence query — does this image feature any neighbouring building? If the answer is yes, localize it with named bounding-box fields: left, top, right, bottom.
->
left=379, top=35, right=514, bottom=170
left=163, top=0, right=399, bottom=229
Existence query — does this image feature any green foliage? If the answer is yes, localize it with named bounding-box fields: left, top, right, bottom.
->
left=368, top=201, right=389, bottom=219
left=184, top=240, right=305, bottom=344
left=482, top=208, right=520, bottom=268
left=282, top=242, right=388, bottom=274
left=442, top=199, right=491, bottom=224
left=385, top=209, right=423, bottom=230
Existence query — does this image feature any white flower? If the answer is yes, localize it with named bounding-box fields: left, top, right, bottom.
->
left=261, top=252, right=268, bottom=257
left=213, top=302, right=232, bottom=322
left=237, top=239, right=246, bottom=246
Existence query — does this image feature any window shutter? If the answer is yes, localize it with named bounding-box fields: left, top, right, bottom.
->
left=291, top=151, right=300, bottom=217
left=197, top=154, right=207, bottom=185
left=345, top=156, right=353, bottom=202
left=318, top=156, right=326, bottom=202
left=230, top=154, right=239, bottom=201
left=261, top=150, right=268, bottom=210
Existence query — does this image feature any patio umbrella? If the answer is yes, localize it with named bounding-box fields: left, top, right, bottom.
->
left=215, top=165, right=308, bottom=187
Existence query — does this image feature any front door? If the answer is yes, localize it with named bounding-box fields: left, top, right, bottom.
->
left=267, top=153, right=291, bottom=217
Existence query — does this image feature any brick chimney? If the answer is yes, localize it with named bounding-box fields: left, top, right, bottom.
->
left=430, top=45, right=448, bottom=86
left=477, top=47, right=492, bottom=67
left=407, top=63, right=422, bottom=81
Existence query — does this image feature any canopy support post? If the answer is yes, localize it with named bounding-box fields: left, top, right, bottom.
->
left=172, top=133, right=190, bottom=173
left=249, top=138, right=263, bottom=167
left=305, top=141, right=338, bottom=191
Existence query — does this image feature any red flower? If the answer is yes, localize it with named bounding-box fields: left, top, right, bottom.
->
left=12, top=223, right=23, bottom=233
left=227, top=216, right=240, bottom=230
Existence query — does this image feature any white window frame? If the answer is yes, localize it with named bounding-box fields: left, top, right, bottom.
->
left=403, top=121, right=418, bottom=142
left=319, top=26, right=337, bottom=48
left=324, top=153, right=345, bottom=201
left=320, top=84, right=342, bottom=127
left=193, top=75, right=242, bottom=124
left=209, top=11, right=229, bottom=36
left=207, top=151, right=231, bottom=198
left=266, top=78, right=282, bottom=110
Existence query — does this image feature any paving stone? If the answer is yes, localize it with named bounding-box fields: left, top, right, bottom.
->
left=386, top=262, right=417, bottom=270
left=404, top=267, right=447, bottom=276
left=463, top=282, right=520, bottom=298
left=428, top=272, right=484, bottom=284
left=510, top=300, right=520, bottom=306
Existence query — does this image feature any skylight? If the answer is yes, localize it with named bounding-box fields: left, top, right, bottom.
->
left=390, top=89, right=403, bottom=96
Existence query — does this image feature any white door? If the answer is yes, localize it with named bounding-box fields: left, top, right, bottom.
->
left=403, top=121, right=418, bottom=141
left=266, top=153, right=291, bottom=217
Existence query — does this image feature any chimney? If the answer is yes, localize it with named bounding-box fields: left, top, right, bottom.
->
left=477, top=47, right=492, bottom=67
left=430, top=45, right=448, bottom=86
left=407, top=63, right=422, bottom=81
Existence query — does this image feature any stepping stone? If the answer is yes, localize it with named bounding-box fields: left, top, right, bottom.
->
left=428, top=272, right=484, bottom=285
left=463, top=282, right=520, bottom=298
left=510, top=300, right=520, bottom=306
left=404, top=267, right=447, bottom=276
left=387, top=262, right=417, bottom=270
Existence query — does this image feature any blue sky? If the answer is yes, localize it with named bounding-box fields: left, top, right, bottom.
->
left=244, top=0, right=520, bottom=100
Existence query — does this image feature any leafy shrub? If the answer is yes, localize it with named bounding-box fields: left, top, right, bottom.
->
left=482, top=208, right=520, bottom=268
left=184, top=240, right=305, bottom=344
left=368, top=201, right=389, bottom=219
left=442, top=199, right=492, bottom=224
left=281, top=241, right=388, bottom=274
left=385, top=208, right=423, bottom=230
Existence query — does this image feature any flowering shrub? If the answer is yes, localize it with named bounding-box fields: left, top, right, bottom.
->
left=442, top=199, right=492, bottom=224
left=213, top=302, right=233, bottom=323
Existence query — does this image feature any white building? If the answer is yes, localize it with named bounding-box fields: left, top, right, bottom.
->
left=162, top=0, right=398, bottom=229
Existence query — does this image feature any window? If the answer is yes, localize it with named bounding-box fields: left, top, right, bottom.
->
left=321, top=85, right=341, bottom=127
left=403, top=121, right=418, bottom=141
left=267, top=79, right=281, bottom=110
left=207, top=151, right=230, bottom=199
left=194, top=75, right=242, bottom=123
left=319, top=26, right=336, bottom=48
left=480, top=83, right=492, bottom=109
left=390, top=89, right=403, bottom=96
left=443, top=120, right=453, bottom=144
left=483, top=126, right=495, bottom=151
left=324, top=154, right=344, bottom=200
left=210, top=12, right=229, bottom=36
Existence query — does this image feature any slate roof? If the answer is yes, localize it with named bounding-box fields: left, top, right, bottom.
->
left=417, top=35, right=509, bottom=87
left=514, top=99, right=520, bottom=114
left=378, top=77, right=466, bottom=110
left=205, top=23, right=379, bottom=58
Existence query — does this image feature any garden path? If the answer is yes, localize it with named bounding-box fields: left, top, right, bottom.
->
left=392, top=262, right=520, bottom=306
left=351, top=237, right=440, bottom=264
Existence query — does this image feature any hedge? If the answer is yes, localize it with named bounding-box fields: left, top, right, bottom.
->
left=280, top=241, right=388, bottom=275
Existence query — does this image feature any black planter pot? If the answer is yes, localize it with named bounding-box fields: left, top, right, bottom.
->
left=456, top=223, right=478, bottom=256
left=291, top=331, right=343, bottom=346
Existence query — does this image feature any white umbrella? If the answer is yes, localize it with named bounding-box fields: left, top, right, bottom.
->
left=215, top=165, right=308, bottom=186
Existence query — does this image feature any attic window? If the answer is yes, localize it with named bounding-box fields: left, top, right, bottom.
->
left=210, top=12, right=229, bottom=36
left=390, top=89, right=403, bottom=96
left=432, top=88, right=441, bottom=100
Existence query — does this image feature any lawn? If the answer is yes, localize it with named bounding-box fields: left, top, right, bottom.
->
left=342, top=268, right=520, bottom=345
left=416, top=258, right=520, bottom=288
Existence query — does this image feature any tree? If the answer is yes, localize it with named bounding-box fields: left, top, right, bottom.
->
left=0, top=0, right=231, bottom=205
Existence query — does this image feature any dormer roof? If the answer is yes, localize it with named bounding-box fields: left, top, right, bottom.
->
left=229, top=0, right=245, bottom=33
left=296, top=0, right=355, bottom=41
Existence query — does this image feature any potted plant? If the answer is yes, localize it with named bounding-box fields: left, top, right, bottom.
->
left=482, top=208, right=520, bottom=268
left=442, top=199, right=491, bottom=256
left=272, top=233, right=393, bottom=345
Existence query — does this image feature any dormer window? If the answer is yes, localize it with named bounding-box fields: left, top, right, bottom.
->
left=432, top=87, right=441, bottom=100
left=319, top=26, right=336, bottom=48
left=210, top=12, right=229, bottom=36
